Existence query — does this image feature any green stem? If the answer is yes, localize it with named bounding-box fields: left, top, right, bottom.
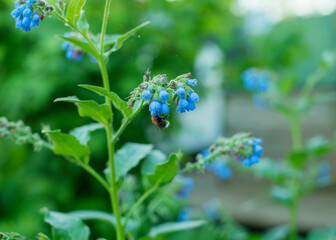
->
left=79, top=163, right=110, bottom=193
left=289, top=199, right=299, bottom=240
left=123, top=180, right=161, bottom=228
left=288, top=115, right=303, bottom=150
left=100, top=0, right=112, bottom=55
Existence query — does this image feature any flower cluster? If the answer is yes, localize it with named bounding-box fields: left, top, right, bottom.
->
left=11, top=0, right=52, bottom=32
left=234, top=138, right=263, bottom=167
left=241, top=68, right=270, bottom=92
left=175, top=175, right=193, bottom=199
left=128, top=72, right=200, bottom=119
left=198, top=133, right=263, bottom=168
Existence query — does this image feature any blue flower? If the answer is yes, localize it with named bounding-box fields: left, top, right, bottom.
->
left=177, top=208, right=192, bottom=222
left=62, top=42, right=71, bottom=51
left=238, top=139, right=263, bottom=167
left=203, top=199, right=220, bottom=221
left=242, top=68, right=270, bottom=92
left=186, top=79, right=198, bottom=87
left=11, top=8, right=21, bottom=18
left=26, top=0, right=36, bottom=7
left=189, top=91, right=199, bottom=102
left=253, top=94, right=267, bottom=110
left=149, top=100, right=161, bottom=116
left=22, top=8, right=32, bottom=18
left=66, top=49, right=75, bottom=59
left=160, top=102, right=169, bottom=115
left=159, top=89, right=169, bottom=102
left=177, top=87, right=186, bottom=98
left=206, top=159, right=232, bottom=180
left=176, top=98, right=188, bottom=113
left=176, top=176, right=193, bottom=199
left=15, top=17, right=23, bottom=29
left=186, top=98, right=195, bottom=111
left=31, top=13, right=40, bottom=28
left=141, top=89, right=152, bottom=101
left=317, top=161, right=330, bottom=185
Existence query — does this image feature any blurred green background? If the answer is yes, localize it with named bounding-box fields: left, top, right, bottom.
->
left=1, top=0, right=336, bottom=238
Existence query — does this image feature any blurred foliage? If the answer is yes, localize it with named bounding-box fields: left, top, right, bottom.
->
left=1, top=0, right=336, bottom=238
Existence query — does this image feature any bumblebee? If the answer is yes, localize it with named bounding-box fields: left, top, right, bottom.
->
left=151, top=115, right=170, bottom=129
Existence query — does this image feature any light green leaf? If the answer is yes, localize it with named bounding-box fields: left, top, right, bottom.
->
left=308, top=225, right=336, bottom=240
left=104, top=21, right=150, bottom=56
left=69, top=210, right=138, bottom=233
left=55, top=96, right=112, bottom=126
left=36, top=233, right=51, bottom=240
left=44, top=130, right=90, bottom=164
left=79, top=84, right=133, bottom=117
left=141, top=150, right=167, bottom=176
left=270, top=186, right=293, bottom=205
left=148, top=221, right=206, bottom=238
left=113, top=143, right=153, bottom=180
left=76, top=10, right=89, bottom=33
left=147, top=152, right=179, bottom=185
left=44, top=211, right=90, bottom=240
left=58, top=35, right=97, bottom=58
left=70, top=123, right=103, bottom=145
left=66, top=0, right=87, bottom=26
left=263, top=225, right=289, bottom=240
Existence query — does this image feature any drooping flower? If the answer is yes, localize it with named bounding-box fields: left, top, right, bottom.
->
left=160, top=102, right=169, bottom=115
left=176, top=87, right=186, bottom=98
left=149, top=99, right=161, bottom=117
left=159, top=89, right=169, bottom=102
left=176, top=98, right=188, bottom=113
left=189, top=91, right=199, bottom=102
left=141, top=89, right=152, bottom=101
left=186, top=79, right=198, bottom=87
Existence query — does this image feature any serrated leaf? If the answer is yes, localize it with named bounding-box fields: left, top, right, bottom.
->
left=141, top=150, right=167, bottom=176
left=69, top=210, right=138, bottom=233
left=104, top=21, right=150, bottom=56
left=79, top=84, right=133, bottom=118
left=148, top=221, right=206, bottom=238
left=111, top=143, right=153, bottom=180
left=66, top=0, right=86, bottom=26
left=44, top=130, right=90, bottom=164
left=44, top=211, right=90, bottom=240
left=147, top=152, right=179, bottom=185
left=76, top=10, right=89, bottom=32
left=55, top=96, right=112, bottom=126
left=58, top=35, right=97, bottom=58
left=70, top=123, right=103, bottom=145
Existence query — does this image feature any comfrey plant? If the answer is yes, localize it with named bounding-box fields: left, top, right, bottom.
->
left=3, top=0, right=264, bottom=240
left=240, top=54, right=336, bottom=240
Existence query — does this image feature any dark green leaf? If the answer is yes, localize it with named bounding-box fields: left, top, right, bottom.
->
left=104, top=21, right=150, bottom=55
left=79, top=84, right=133, bottom=117
left=147, top=152, right=179, bottom=185
left=44, top=211, right=90, bottom=240
left=148, top=221, right=206, bottom=238
left=113, top=143, right=153, bottom=180
left=58, top=35, right=97, bottom=58
left=44, top=130, right=90, bottom=164
left=288, top=150, right=308, bottom=168
left=70, top=123, right=103, bottom=145
left=55, top=96, right=112, bottom=126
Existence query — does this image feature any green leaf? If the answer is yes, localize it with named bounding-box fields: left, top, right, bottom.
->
left=58, top=35, right=97, bottom=58
left=55, top=96, right=112, bottom=126
left=308, top=225, right=336, bottom=240
left=104, top=21, right=150, bottom=56
left=263, top=225, right=289, bottom=240
left=270, top=186, right=293, bottom=205
left=70, top=123, right=103, bottom=145
left=0, top=232, right=26, bottom=240
left=147, top=152, right=179, bottom=185
left=44, top=211, right=90, bottom=240
left=288, top=150, right=308, bottom=168
left=69, top=210, right=138, bottom=233
left=113, top=143, right=153, bottom=180
left=66, top=0, right=87, bottom=26
left=79, top=84, right=133, bottom=118
left=76, top=10, right=89, bottom=33
left=44, top=130, right=90, bottom=164
left=36, top=233, right=51, bottom=240
left=141, top=150, right=167, bottom=176
left=148, top=221, right=206, bottom=238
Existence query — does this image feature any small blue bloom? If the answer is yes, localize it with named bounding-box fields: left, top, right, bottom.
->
left=26, top=0, right=36, bottom=7
left=22, top=8, right=32, bottom=18
left=317, top=161, right=330, bottom=185
left=62, top=42, right=71, bottom=51
left=177, top=87, right=186, bottom=98
left=212, top=160, right=232, bottom=179
left=203, top=199, right=220, bottom=221
left=75, top=53, right=83, bottom=61
left=186, top=98, right=195, bottom=111
left=15, top=17, right=23, bottom=29
left=254, top=144, right=263, bottom=156
left=189, top=91, right=199, bottom=102
left=159, top=89, right=169, bottom=102
left=160, top=102, right=169, bottom=115
left=22, top=17, right=31, bottom=32
left=11, top=9, right=21, bottom=18
left=186, top=79, right=198, bottom=87
left=176, top=98, right=188, bottom=113
left=141, top=89, right=152, bottom=101
left=14, top=1, right=20, bottom=8
left=253, top=94, right=267, bottom=110
left=242, top=68, right=270, bottom=92
left=149, top=100, right=161, bottom=116
left=17, top=5, right=27, bottom=14
left=31, top=13, right=40, bottom=28
left=66, top=49, right=75, bottom=59
left=89, top=55, right=96, bottom=63
left=176, top=175, right=193, bottom=199
left=177, top=208, right=192, bottom=222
